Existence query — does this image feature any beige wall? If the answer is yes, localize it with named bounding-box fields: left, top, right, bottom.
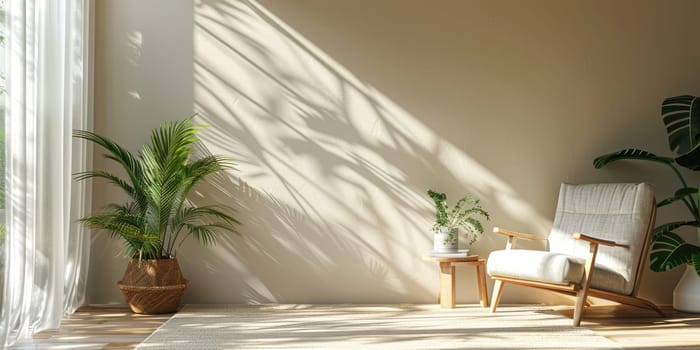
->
left=90, top=0, right=700, bottom=305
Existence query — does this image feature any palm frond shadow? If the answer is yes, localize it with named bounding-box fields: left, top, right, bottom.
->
left=183, top=0, right=552, bottom=304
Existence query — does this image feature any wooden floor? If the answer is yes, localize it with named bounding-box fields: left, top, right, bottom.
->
left=9, top=304, right=700, bottom=349
left=555, top=304, right=700, bottom=349
left=10, top=306, right=171, bottom=349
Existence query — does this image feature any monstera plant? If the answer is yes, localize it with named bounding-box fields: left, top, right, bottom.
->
left=595, top=96, right=700, bottom=276
left=594, top=95, right=700, bottom=312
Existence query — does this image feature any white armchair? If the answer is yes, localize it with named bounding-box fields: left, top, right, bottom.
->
left=487, top=183, right=663, bottom=326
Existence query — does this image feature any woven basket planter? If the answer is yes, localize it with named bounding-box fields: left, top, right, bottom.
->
left=117, top=257, right=189, bottom=314
left=117, top=282, right=190, bottom=314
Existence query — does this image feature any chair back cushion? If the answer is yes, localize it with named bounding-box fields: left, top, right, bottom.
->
left=547, top=183, right=654, bottom=295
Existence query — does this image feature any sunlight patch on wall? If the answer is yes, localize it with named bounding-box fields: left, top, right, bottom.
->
left=190, top=0, right=549, bottom=302
left=126, top=31, right=142, bottom=66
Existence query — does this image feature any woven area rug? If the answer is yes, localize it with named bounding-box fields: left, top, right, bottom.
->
left=137, top=304, right=621, bottom=349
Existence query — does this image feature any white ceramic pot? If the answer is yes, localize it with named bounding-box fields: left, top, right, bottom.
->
left=433, top=226, right=458, bottom=253
left=673, top=265, right=700, bottom=313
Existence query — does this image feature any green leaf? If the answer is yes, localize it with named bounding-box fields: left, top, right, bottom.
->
left=653, top=221, right=700, bottom=237
left=428, top=189, right=449, bottom=228
left=74, top=170, right=135, bottom=197
left=73, top=116, right=238, bottom=262
left=662, top=95, right=700, bottom=156
left=662, top=95, right=700, bottom=170
left=593, top=149, right=674, bottom=169
left=657, top=187, right=699, bottom=207
left=650, top=231, right=700, bottom=272
left=675, top=146, right=700, bottom=171
left=693, top=254, right=700, bottom=278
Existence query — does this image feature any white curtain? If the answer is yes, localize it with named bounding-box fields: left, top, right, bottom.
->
left=0, top=0, right=92, bottom=346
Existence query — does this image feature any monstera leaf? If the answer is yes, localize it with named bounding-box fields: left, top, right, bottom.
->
left=593, top=149, right=674, bottom=169
left=693, top=254, right=700, bottom=277
left=662, top=95, right=700, bottom=170
left=653, top=221, right=700, bottom=238
left=657, top=188, right=700, bottom=207
left=650, top=231, right=700, bottom=273
left=676, top=149, right=700, bottom=170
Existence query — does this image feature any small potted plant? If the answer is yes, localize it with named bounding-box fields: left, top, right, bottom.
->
left=427, top=189, right=490, bottom=253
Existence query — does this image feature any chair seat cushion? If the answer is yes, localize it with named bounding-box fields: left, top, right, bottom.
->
left=487, top=249, right=630, bottom=292
left=487, top=249, right=585, bottom=285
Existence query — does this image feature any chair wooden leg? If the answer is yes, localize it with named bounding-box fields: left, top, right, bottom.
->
left=635, top=297, right=665, bottom=317
left=620, top=296, right=665, bottom=317
left=573, top=287, right=589, bottom=327
left=490, top=279, right=505, bottom=313
left=587, top=289, right=665, bottom=317
left=573, top=242, right=599, bottom=327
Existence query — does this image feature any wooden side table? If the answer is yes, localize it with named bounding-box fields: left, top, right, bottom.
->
left=422, top=255, right=489, bottom=308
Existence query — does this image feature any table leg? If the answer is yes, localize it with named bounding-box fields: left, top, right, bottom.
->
left=439, top=261, right=456, bottom=308
left=476, top=260, right=489, bottom=307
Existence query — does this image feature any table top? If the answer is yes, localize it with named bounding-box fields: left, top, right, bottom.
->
left=422, top=254, right=480, bottom=262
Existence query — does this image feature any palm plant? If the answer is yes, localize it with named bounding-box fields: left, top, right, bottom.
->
left=594, top=95, right=700, bottom=278
left=75, top=116, right=239, bottom=262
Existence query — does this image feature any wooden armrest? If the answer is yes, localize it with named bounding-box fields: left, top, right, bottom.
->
left=493, top=227, right=542, bottom=241
left=572, top=233, right=627, bottom=247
